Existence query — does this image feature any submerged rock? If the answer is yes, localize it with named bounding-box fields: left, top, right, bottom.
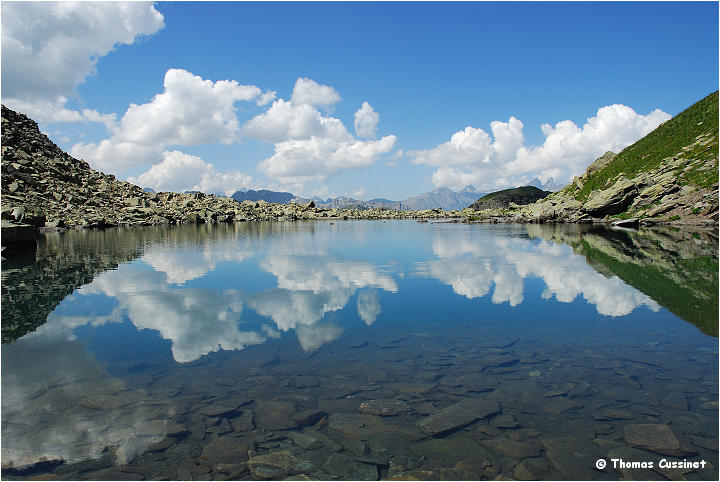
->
left=417, top=398, right=500, bottom=437
left=255, top=400, right=299, bottom=430
left=322, top=453, right=379, bottom=480
left=358, top=399, right=412, bottom=416
left=247, top=451, right=315, bottom=479
left=623, top=424, right=697, bottom=456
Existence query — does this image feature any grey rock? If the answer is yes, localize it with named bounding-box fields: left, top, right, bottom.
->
left=417, top=398, right=500, bottom=437
left=358, top=399, right=412, bottom=416
left=623, top=424, right=697, bottom=456
left=255, top=400, right=299, bottom=430
left=322, top=453, right=378, bottom=480
left=480, top=438, right=541, bottom=459
left=0, top=220, right=37, bottom=249
left=229, top=410, right=255, bottom=432
left=541, top=437, right=606, bottom=480
left=248, top=451, right=315, bottom=479
left=583, top=176, right=638, bottom=216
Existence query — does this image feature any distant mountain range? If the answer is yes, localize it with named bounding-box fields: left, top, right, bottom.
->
left=229, top=185, right=492, bottom=211
left=528, top=177, right=564, bottom=192
left=230, top=189, right=295, bottom=204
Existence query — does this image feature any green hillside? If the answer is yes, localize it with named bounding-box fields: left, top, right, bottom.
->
left=470, top=186, right=551, bottom=210
left=574, top=91, right=719, bottom=202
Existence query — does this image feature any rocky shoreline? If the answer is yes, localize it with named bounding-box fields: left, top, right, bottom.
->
left=2, top=104, right=717, bottom=251
left=466, top=148, right=718, bottom=227
left=1, top=106, right=465, bottom=248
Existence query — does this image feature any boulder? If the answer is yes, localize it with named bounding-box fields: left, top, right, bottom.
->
left=582, top=177, right=638, bottom=216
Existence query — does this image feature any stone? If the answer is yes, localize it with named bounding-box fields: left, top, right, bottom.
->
left=661, top=392, right=689, bottom=411
left=593, top=408, right=635, bottom=420
left=358, top=399, right=412, bottom=416
left=293, top=409, right=327, bottom=427
left=229, top=410, right=255, bottom=432
left=541, top=437, right=606, bottom=480
left=583, top=176, right=638, bottom=216
left=248, top=451, right=315, bottom=479
left=287, top=431, right=324, bottom=450
left=541, top=397, right=582, bottom=416
left=200, top=397, right=251, bottom=417
left=53, top=453, right=115, bottom=475
left=0, top=221, right=37, bottom=249
left=479, top=438, right=541, bottom=459
left=201, top=437, right=250, bottom=465
left=411, top=435, right=493, bottom=467
left=606, top=446, right=663, bottom=480
left=417, top=398, right=500, bottom=437
left=255, top=400, right=299, bottom=430
left=611, top=217, right=639, bottom=228
left=623, top=424, right=697, bottom=456
left=322, top=453, right=379, bottom=480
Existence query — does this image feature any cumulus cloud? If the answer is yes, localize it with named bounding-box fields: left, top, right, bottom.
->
left=258, top=135, right=397, bottom=184
left=141, top=243, right=253, bottom=285
left=116, top=69, right=264, bottom=146
left=354, top=102, right=379, bottom=138
left=79, top=265, right=266, bottom=363
left=290, top=77, right=341, bottom=107
left=243, top=79, right=396, bottom=186
left=247, top=253, right=397, bottom=349
left=242, top=99, right=349, bottom=144
left=418, top=227, right=659, bottom=316
left=412, top=106, right=670, bottom=191
left=357, top=289, right=382, bottom=325
left=71, top=69, right=272, bottom=174
left=71, top=139, right=164, bottom=172
left=126, top=150, right=253, bottom=196
left=1, top=1, right=164, bottom=122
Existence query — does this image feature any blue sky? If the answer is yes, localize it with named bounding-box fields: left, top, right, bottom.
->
left=2, top=1, right=718, bottom=200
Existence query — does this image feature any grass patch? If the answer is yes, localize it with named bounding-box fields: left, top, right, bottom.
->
left=576, top=91, right=719, bottom=201
left=581, top=240, right=718, bottom=337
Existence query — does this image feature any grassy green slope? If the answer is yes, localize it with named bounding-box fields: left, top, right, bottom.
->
left=580, top=240, right=718, bottom=337
left=470, top=186, right=551, bottom=210
left=574, top=91, right=719, bottom=201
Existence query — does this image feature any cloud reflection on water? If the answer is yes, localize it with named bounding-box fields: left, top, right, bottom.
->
left=418, top=230, right=659, bottom=316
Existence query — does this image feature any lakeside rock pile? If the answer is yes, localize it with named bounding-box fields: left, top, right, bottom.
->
left=467, top=145, right=718, bottom=226
left=1, top=105, right=460, bottom=246
left=512, top=145, right=718, bottom=225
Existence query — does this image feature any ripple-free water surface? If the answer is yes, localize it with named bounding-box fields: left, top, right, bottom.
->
left=2, top=221, right=718, bottom=480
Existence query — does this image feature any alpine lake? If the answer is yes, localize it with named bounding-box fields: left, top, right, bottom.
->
left=1, top=220, right=718, bottom=481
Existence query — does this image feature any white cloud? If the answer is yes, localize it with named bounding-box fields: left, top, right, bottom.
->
left=242, top=99, right=349, bottom=144
left=3, top=97, right=118, bottom=128
left=412, top=106, right=671, bottom=191
left=116, top=69, right=265, bottom=146
left=256, top=90, right=278, bottom=106
left=1, top=1, right=164, bottom=122
left=295, top=322, right=343, bottom=352
left=418, top=227, right=660, bottom=317
left=353, top=186, right=367, bottom=198
left=411, top=126, right=493, bottom=167
left=70, top=68, right=272, bottom=174
left=126, top=150, right=253, bottom=196
left=142, top=243, right=253, bottom=285
left=247, top=253, right=396, bottom=349
left=354, top=101, right=379, bottom=138
left=290, top=77, right=341, bottom=107
left=258, top=135, right=397, bottom=184
left=71, top=139, right=163, bottom=172
left=78, top=265, right=266, bottom=363
left=357, top=289, right=381, bottom=326
left=243, top=79, right=397, bottom=186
